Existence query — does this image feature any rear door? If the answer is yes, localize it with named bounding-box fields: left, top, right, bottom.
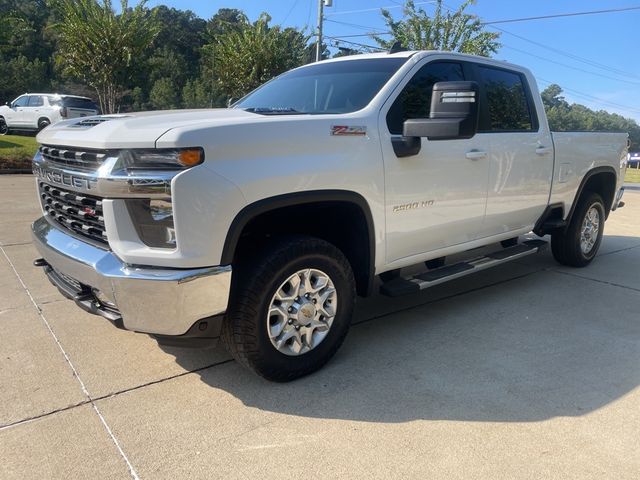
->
left=474, top=65, right=553, bottom=236
left=23, top=95, right=44, bottom=128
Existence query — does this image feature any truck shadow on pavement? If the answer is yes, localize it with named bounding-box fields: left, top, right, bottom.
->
left=164, top=237, right=640, bottom=423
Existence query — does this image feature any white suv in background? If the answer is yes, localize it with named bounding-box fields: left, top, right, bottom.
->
left=0, top=93, right=99, bottom=135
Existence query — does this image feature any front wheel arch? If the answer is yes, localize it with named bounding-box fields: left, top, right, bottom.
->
left=221, top=190, right=376, bottom=297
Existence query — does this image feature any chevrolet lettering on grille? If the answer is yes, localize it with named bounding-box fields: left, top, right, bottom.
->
left=33, top=165, right=97, bottom=191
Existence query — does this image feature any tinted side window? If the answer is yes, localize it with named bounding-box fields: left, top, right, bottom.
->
left=28, top=95, right=44, bottom=107
left=63, top=97, right=97, bottom=109
left=387, top=62, right=464, bottom=134
left=12, top=96, right=29, bottom=107
left=478, top=67, right=533, bottom=132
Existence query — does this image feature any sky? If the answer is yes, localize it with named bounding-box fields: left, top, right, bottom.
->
left=145, top=0, right=640, bottom=122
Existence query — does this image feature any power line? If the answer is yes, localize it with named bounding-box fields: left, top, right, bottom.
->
left=325, top=1, right=435, bottom=17
left=282, top=0, right=301, bottom=25
left=490, top=25, right=640, bottom=81
left=482, top=6, right=640, bottom=25
left=324, top=18, right=389, bottom=32
left=323, top=35, right=385, bottom=51
left=502, top=45, right=640, bottom=86
left=325, top=32, right=392, bottom=38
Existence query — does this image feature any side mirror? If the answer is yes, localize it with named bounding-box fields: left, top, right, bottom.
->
left=393, top=81, right=480, bottom=158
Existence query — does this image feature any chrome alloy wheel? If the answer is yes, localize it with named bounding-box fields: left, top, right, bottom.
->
left=267, top=268, right=338, bottom=356
left=580, top=206, right=600, bottom=254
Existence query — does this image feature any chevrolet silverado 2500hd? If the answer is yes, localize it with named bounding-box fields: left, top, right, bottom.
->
left=31, top=51, right=628, bottom=381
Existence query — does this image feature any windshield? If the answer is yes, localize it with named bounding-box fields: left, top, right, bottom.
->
left=235, top=57, right=408, bottom=115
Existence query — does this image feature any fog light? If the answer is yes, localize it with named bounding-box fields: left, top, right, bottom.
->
left=125, top=198, right=177, bottom=248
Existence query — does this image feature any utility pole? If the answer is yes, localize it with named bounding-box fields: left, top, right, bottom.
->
left=316, top=0, right=332, bottom=62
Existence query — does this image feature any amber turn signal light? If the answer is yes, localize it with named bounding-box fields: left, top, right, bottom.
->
left=178, top=148, right=204, bottom=167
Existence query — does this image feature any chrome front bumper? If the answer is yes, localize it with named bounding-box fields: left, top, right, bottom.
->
left=31, top=217, right=232, bottom=336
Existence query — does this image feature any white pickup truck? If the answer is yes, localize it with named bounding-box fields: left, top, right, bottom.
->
left=31, top=51, right=628, bottom=381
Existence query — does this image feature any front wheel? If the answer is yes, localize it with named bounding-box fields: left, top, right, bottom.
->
left=38, top=119, right=50, bottom=131
left=222, top=236, right=356, bottom=382
left=551, top=192, right=605, bottom=267
left=0, top=118, right=8, bottom=135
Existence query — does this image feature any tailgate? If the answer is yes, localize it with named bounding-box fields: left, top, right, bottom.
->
left=67, top=108, right=99, bottom=118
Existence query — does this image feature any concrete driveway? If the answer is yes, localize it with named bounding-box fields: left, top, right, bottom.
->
left=1, top=174, right=639, bottom=479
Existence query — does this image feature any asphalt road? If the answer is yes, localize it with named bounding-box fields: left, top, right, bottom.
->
left=1, top=174, right=639, bottom=479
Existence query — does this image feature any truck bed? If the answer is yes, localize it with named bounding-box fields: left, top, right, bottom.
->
left=550, top=131, right=628, bottom=217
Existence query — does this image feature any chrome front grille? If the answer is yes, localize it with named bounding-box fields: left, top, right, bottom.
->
left=39, top=145, right=108, bottom=171
left=38, top=181, right=107, bottom=244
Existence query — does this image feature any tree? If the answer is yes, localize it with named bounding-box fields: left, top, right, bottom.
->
left=207, top=13, right=309, bottom=100
left=49, top=0, right=159, bottom=113
left=0, top=0, right=58, bottom=102
left=373, top=0, right=500, bottom=57
left=149, top=77, right=179, bottom=110
left=207, top=8, right=245, bottom=37
left=182, top=79, right=213, bottom=108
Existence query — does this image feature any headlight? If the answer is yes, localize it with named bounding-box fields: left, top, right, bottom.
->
left=119, top=148, right=204, bottom=171
left=126, top=198, right=176, bottom=248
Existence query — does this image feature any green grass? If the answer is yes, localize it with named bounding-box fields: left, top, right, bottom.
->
left=0, top=134, right=38, bottom=171
left=625, top=167, right=640, bottom=184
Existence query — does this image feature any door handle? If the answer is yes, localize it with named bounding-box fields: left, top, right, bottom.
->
left=465, top=150, right=487, bottom=160
left=536, top=146, right=552, bottom=156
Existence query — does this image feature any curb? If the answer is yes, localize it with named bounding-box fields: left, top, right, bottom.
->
left=0, top=170, right=32, bottom=175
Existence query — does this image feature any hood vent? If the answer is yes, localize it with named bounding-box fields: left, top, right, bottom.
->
left=70, top=115, right=129, bottom=128
left=71, top=118, right=112, bottom=128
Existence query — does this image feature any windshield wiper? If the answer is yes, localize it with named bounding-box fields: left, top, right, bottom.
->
left=243, top=107, right=306, bottom=115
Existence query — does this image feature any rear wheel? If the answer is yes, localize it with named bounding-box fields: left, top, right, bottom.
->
left=0, top=118, right=8, bottom=135
left=222, top=236, right=356, bottom=382
left=551, top=192, right=605, bottom=267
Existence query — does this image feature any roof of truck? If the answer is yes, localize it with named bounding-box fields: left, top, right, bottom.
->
left=315, top=50, right=531, bottom=75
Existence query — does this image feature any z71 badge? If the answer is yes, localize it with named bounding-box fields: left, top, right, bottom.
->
left=331, top=125, right=367, bottom=136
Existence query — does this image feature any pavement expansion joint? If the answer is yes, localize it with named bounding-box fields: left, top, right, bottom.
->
left=550, top=269, right=640, bottom=293
left=0, top=245, right=141, bottom=480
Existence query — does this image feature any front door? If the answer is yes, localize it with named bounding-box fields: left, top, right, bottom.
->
left=380, top=59, right=491, bottom=264
left=5, top=95, right=28, bottom=127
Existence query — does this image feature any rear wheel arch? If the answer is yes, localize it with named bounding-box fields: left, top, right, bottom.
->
left=567, top=167, right=617, bottom=223
left=221, top=190, right=376, bottom=297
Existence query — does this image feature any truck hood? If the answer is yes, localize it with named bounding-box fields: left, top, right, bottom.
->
left=36, top=109, right=258, bottom=149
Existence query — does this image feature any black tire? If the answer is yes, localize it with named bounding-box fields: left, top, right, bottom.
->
left=222, top=235, right=356, bottom=382
left=0, top=118, right=8, bottom=136
left=551, top=191, right=605, bottom=267
left=38, top=119, right=50, bottom=131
